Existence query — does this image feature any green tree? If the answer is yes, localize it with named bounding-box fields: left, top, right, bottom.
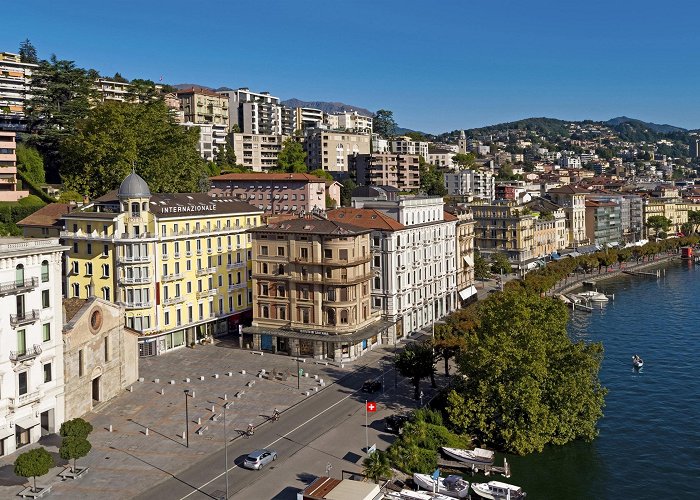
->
left=15, top=144, right=46, bottom=185
left=688, top=210, right=700, bottom=235
left=111, top=72, right=129, bottom=83
left=310, top=169, right=333, bottom=181
left=215, top=135, right=237, bottom=171
left=277, top=138, right=307, bottom=173
left=362, top=450, right=392, bottom=483
left=60, top=417, right=94, bottom=439
left=340, top=177, right=357, bottom=207
left=373, top=109, right=397, bottom=138
left=404, top=131, right=427, bottom=142
left=126, top=78, right=160, bottom=103
left=452, top=153, right=476, bottom=170
left=395, top=341, right=436, bottom=400
left=474, top=248, right=491, bottom=281
left=646, top=215, right=672, bottom=239
left=25, top=55, right=98, bottom=181
left=14, top=447, right=54, bottom=493
left=19, top=39, right=38, bottom=64
left=446, top=291, right=606, bottom=455
left=59, top=436, right=92, bottom=473
left=419, top=159, right=447, bottom=196
left=61, top=101, right=208, bottom=197
left=490, top=252, right=512, bottom=275
left=432, top=323, right=466, bottom=376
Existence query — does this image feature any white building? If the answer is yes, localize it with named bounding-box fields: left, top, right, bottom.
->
left=181, top=122, right=227, bottom=162
left=0, top=237, right=67, bottom=456
left=444, top=169, right=496, bottom=201
left=427, top=149, right=456, bottom=169
left=390, top=137, right=429, bottom=158
left=345, top=188, right=458, bottom=337
left=219, top=88, right=283, bottom=135
left=232, top=133, right=289, bottom=172
left=327, top=111, right=373, bottom=134
left=0, top=52, right=38, bottom=132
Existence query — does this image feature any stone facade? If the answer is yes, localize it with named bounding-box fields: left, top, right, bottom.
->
left=62, top=298, right=139, bottom=420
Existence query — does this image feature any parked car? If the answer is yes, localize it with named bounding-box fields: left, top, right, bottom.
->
left=243, top=449, right=277, bottom=470
left=362, top=380, right=382, bottom=393
left=384, top=414, right=410, bottom=434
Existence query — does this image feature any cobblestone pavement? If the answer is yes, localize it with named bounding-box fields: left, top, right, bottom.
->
left=0, top=338, right=389, bottom=499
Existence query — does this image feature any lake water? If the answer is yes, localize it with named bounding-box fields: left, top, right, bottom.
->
left=484, top=261, right=700, bottom=499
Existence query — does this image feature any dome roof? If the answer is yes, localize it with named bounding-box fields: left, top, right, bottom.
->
left=118, top=172, right=151, bottom=199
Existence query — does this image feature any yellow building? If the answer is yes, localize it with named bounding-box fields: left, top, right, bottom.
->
left=643, top=198, right=696, bottom=236
left=61, top=173, right=263, bottom=356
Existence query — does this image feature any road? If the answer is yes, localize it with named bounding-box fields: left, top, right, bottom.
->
left=135, top=355, right=417, bottom=500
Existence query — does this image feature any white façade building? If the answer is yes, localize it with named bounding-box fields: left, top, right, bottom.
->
left=444, top=169, right=496, bottom=201
left=336, top=187, right=458, bottom=340
left=0, top=237, right=67, bottom=456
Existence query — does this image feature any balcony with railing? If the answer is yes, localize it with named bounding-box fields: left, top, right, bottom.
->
left=8, top=390, right=41, bottom=410
left=163, top=296, right=185, bottom=306
left=226, top=261, right=246, bottom=270
left=228, top=282, right=247, bottom=292
left=0, top=276, right=38, bottom=295
left=162, top=273, right=183, bottom=282
left=10, top=309, right=40, bottom=327
left=9, top=344, right=42, bottom=362
left=123, top=301, right=152, bottom=310
left=118, top=255, right=152, bottom=264
left=196, top=289, right=218, bottom=299
left=195, top=267, right=216, bottom=277
left=119, top=276, right=152, bottom=285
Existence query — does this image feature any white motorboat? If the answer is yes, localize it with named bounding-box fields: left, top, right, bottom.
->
left=442, top=446, right=495, bottom=464
left=391, top=490, right=454, bottom=500
left=632, top=355, right=644, bottom=369
left=576, top=291, right=609, bottom=302
left=471, top=481, right=526, bottom=499
left=413, top=473, right=470, bottom=498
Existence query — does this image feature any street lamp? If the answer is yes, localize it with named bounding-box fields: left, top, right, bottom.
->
left=184, top=389, right=192, bottom=448
left=223, top=401, right=232, bottom=499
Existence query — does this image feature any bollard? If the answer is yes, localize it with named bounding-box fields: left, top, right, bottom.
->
left=319, top=378, right=324, bottom=385
left=191, top=390, right=195, bottom=398
left=185, top=378, right=190, bottom=383
left=223, top=394, right=227, bottom=401
left=241, top=369, right=246, bottom=375
left=138, top=377, right=144, bottom=382
left=214, top=374, right=219, bottom=379
left=182, top=432, right=185, bottom=440
left=199, top=376, right=204, bottom=381
left=170, top=380, right=175, bottom=385
left=211, top=405, right=215, bottom=412
left=261, top=369, right=266, bottom=374
left=313, top=387, right=318, bottom=392
left=128, top=386, right=133, bottom=392
left=109, top=425, right=113, bottom=432
left=304, top=373, right=309, bottom=378
left=160, top=388, right=165, bottom=395
left=257, top=374, right=262, bottom=379
left=145, top=427, right=149, bottom=436
left=154, top=378, right=159, bottom=383
left=227, top=372, right=232, bottom=377
left=197, top=417, right=201, bottom=425
left=314, top=374, right=319, bottom=380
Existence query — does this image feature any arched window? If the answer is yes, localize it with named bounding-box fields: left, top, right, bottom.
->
left=340, top=309, right=348, bottom=324
left=41, top=260, right=49, bottom=282
left=142, top=202, right=148, bottom=212
left=131, top=202, right=140, bottom=216
left=72, top=283, right=80, bottom=298
left=261, top=305, right=269, bottom=318
left=15, top=264, right=24, bottom=286
left=278, top=307, right=286, bottom=320
left=327, top=309, right=336, bottom=325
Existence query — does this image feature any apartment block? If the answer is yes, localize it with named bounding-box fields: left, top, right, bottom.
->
left=351, top=153, right=421, bottom=191
left=60, top=172, right=263, bottom=357
left=177, top=87, right=229, bottom=128
left=294, top=107, right=324, bottom=132
left=390, top=137, right=428, bottom=158
left=231, top=133, right=288, bottom=172
left=0, top=52, right=38, bottom=132
left=181, top=122, right=228, bottom=162
left=303, top=128, right=371, bottom=172
left=209, top=172, right=339, bottom=214
left=0, top=131, right=28, bottom=201
left=427, top=149, right=456, bottom=169
left=585, top=200, right=622, bottom=246
left=0, top=237, right=68, bottom=456
left=444, top=169, right=496, bottom=201
left=547, top=184, right=588, bottom=247
left=244, top=215, right=390, bottom=360
left=219, top=88, right=282, bottom=134
left=326, top=111, right=373, bottom=134
left=93, top=78, right=131, bottom=103
left=445, top=205, right=477, bottom=306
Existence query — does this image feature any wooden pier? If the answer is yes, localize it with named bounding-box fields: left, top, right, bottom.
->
left=622, top=269, right=660, bottom=278
left=437, top=458, right=511, bottom=478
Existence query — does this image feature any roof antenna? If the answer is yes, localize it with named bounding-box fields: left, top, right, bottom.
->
left=131, top=161, right=136, bottom=175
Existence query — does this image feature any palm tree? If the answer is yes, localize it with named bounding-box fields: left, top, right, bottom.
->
left=363, top=450, right=392, bottom=483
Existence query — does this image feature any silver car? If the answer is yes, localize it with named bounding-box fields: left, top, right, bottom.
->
left=243, top=449, right=277, bottom=470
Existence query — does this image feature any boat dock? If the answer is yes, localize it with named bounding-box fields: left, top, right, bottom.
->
left=622, top=269, right=661, bottom=278
left=437, top=458, right=511, bottom=478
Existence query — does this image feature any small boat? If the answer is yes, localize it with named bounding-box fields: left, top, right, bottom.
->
left=392, top=490, right=454, bottom=500
left=413, top=473, right=470, bottom=498
left=471, top=481, right=526, bottom=499
left=576, top=291, right=609, bottom=302
left=632, top=355, right=644, bottom=369
left=442, top=447, right=495, bottom=464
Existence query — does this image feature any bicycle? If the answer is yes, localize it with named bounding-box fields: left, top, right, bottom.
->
left=272, top=409, right=280, bottom=421
left=246, top=424, right=255, bottom=437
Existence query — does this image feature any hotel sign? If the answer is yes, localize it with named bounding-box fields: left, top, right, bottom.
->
left=159, top=204, right=217, bottom=214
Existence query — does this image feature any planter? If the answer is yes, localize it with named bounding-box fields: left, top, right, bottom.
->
left=58, top=467, right=89, bottom=481
left=18, top=485, right=52, bottom=498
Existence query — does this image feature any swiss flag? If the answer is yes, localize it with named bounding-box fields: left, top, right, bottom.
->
left=366, top=401, right=377, bottom=412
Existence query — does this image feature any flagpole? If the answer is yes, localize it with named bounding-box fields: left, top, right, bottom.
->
left=365, top=400, right=369, bottom=454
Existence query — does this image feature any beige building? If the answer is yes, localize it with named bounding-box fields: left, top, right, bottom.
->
left=0, top=131, right=28, bottom=201
left=303, top=128, right=371, bottom=172
left=351, top=153, right=421, bottom=191
left=547, top=184, right=588, bottom=247
left=390, top=137, right=428, bottom=158
left=219, top=88, right=283, bottom=135
left=326, top=111, right=373, bottom=134
left=0, top=52, right=38, bottom=132
left=62, top=297, right=139, bottom=420
left=294, top=107, right=324, bottom=131
left=243, top=215, right=390, bottom=360
left=445, top=205, right=477, bottom=306
left=177, top=87, right=229, bottom=128
left=643, top=198, right=694, bottom=236
left=231, top=133, right=289, bottom=171
left=93, top=78, right=131, bottom=103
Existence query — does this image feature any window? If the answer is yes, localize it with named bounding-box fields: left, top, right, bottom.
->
left=301, top=308, right=310, bottom=324
left=85, top=262, right=93, bottom=276
left=102, top=264, right=110, bottom=278
left=72, top=283, right=80, bottom=298
left=261, top=284, right=269, bottom=296
left=374, top=256, right=380, bottom=267
left=41, top=260, right=49, bottom=282
left=374, top=277, right=380, bottom=289
left=18, top=371, right=28, bottom=396
left=44, top=363, right=52, bottom=383
left=300, top=248, right=308, bottom=260
left=72, top=261, right=79, bottom=274
left=42, top=323, right=51, bottom=342
left=42, top=289, right=50, bottom=308
left=17, top=329, right=26, bottom=355
left=340, top=309, right=349, bottom=324
left=103, top=244, right=109, bottom=256
left=324, top=249, right=332, bottom=259
left=15, top=264, right=24, bottom=285
left=79, top=350, right=84, bottom=376
left=339, top=249, right=348, bottom=260
left=164, top=311, right=170, bottom=325
left=73, top=243, right=79, bottom=254
left=260, top=245, right=268, bottom=256
left=103, top=287, right=111, bottom=301
left=277, top=246, right=285, bottom=256
left=262, top=263, right=268, bottom=274
left=261, top=305, right=269, bottom=318
left=279, top=307, right=286, bottom=320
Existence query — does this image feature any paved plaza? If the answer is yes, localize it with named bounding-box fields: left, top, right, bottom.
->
left=0, top=338, right=390, bottom=499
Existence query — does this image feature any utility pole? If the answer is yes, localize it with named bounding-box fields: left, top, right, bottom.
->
left=297, top=355, right=300, bottom=390
left=223, top=401, right=231, bottom=499
left=184, top=389, right=191, bottom=448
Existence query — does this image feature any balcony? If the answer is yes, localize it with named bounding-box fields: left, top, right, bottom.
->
left=8, top=390, right=41, bottom=410
left=123, top=301, right=152, bottom=310
left=118, top=255, right=151, bottom=264
left=0, top=277, right=38, bottom=295
left=162, top=273, right=183, bottom=282
left=9, top=344, right=42, bottom=363
left=195, top=267, right=216, bottom=277
left=228, top=282, right=247, bottom=292
left=119, top=276, right=152, bottom=285
left=10, top=310, right=40, bottom=327
left=226, top=262, right=245, bottom=270
left=163, top=296, right=185, bottom=306
left=196, top=289, right=217, bottom=299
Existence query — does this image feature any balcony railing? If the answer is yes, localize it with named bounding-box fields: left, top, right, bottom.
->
left=123, top=301, right=152, bottom=310
left=0, top=277, right=38, bottom=295
left=226, top=262, right=245, bottom=270
left=119, top=276, right=152, bottom=285
left=163, top=296, right=185, bottom=306
left=8, top=390, right=41, bottom=410
left=195, top=267, right=216, bottom=277
left=228, top=282, right=247, bottom=292
left=162, top=273, right=184, bottom=282
left=196, top=289, right=218, bottom=299
left=10, top=310, right=40, bottom=326
left=9, top=344, right=42, bottom=362
left=118, top=255, right=151, bottom=264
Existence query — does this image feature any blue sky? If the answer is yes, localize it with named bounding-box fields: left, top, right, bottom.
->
left=4, top=0, right=700, bottom=133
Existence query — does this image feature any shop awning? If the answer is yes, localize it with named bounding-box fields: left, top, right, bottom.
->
left=458, top=285, right=477, bottom=301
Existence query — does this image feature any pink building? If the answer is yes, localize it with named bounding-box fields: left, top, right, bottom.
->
left=209, top=173, right=341, bottom=214
left=0, top=131, right=29, bottom=202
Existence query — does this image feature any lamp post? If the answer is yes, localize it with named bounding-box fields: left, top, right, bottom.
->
left=184, top=389, right=191, bottom=448
left=223, top=401, right=231, bottom=499
left=297, top=355, right=300, bottom=390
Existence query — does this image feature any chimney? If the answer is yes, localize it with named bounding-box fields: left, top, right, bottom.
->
left=82, top=195, right=90, bottom=205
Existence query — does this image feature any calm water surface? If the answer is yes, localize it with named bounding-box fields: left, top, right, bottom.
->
left=479, top=262, right=700, bottom=499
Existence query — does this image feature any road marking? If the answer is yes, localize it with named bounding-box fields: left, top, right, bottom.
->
left=179, top=386, right=361, bottom=499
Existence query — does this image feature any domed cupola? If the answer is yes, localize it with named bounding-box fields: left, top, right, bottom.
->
left=118, top=172, right=151, bottom=200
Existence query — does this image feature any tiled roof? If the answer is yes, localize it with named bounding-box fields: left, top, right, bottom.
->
left=250, top=215, right=370, bottom=236
left=443, top=211, right=458, bottom=222
left=17, top=203, right=71, bottom=228
left=326, top=208, right=405, bottom=231
left=548, top=184, right=589, bottom=194
left=210, top=173, right=325, bottom=182
left=63, top=298, right=87, bottom=322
